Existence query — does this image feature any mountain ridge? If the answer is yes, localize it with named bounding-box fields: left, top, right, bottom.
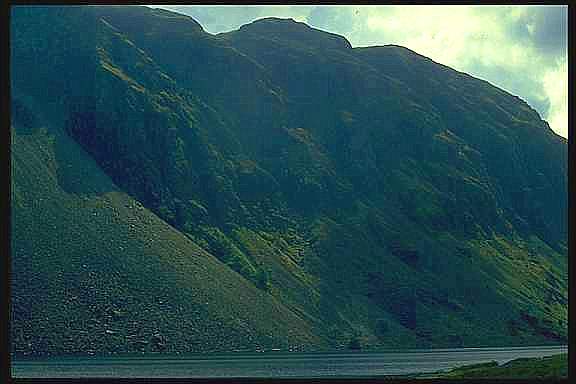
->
left=10, top=5, right=567, bottom=356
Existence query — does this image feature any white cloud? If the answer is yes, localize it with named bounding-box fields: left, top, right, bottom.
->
left=542, top=58, right=568, bottom=138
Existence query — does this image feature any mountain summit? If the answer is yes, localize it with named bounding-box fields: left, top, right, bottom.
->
left=11, top=6, right=567, bottom=356
left=232, top=17, right=353, bottom=50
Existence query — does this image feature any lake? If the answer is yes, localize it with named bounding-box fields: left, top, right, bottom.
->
left=11, top=345, right=567, bottom=378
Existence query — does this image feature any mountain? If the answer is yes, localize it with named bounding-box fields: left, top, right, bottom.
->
left=10, top=5, right=568, bottom=356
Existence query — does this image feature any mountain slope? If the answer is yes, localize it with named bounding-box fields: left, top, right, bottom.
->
left=10, top=6, right=568, bottom=356
left=10, top=104, right=326, bottom=356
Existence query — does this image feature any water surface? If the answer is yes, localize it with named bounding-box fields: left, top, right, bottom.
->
left=11, top=345, right=567, bottom=378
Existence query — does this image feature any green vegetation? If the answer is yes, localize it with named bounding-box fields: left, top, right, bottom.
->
left=11, top=5, right=567, bottom=356
left=438, top=353, right=568, bottom=379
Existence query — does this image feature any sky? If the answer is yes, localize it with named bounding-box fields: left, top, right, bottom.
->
left=151, top=5, right=568, bottom=138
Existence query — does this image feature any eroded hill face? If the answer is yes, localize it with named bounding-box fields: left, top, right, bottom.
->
left=10, top=6, right=568, bottom=356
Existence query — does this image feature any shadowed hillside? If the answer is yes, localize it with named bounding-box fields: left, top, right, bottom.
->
left=11, top=6, right=567, bottom=356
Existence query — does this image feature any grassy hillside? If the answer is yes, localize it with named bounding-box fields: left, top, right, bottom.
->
left=10, top=5, right=567, bottom=356
left=437, top=353, right=568, bottom=379
left=11, top=120, right=326, bottom=355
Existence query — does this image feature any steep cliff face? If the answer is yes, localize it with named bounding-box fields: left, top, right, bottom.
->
left=11, top=6, right=567, bottom=356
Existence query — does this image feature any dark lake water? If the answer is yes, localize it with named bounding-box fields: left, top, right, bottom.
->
left=11, top=345, right=567, bottom=378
